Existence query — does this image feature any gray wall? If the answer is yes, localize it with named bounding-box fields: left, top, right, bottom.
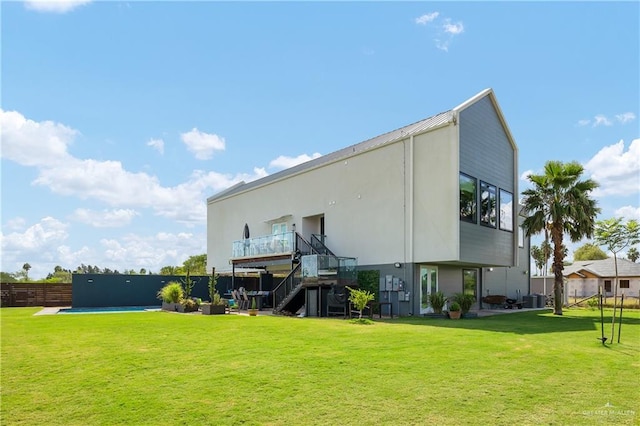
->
left=71, top=274, right=256, bottom=308
left=458, top=95, right=516, bottom=266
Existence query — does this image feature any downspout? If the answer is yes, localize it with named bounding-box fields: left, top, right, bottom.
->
left=408, top=134, right=414, bottom=314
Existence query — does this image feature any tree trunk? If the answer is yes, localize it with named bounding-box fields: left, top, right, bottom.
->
left=551, top=226, right=564, bottom=315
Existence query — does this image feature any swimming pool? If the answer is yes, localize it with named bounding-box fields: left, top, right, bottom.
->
left=57, top=306, right=161, bottom=314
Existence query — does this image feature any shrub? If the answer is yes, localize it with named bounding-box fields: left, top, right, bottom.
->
left=449, top=302, right=461, bottom=312
left=157, top=281, right=184, bottom=303
left=586, top=297, right=599, bottom=310
left=346, top=286, right=375, bottom=319
left=182, top=298, right=199, bottom=312
left=453, top=292, right=476, bottom=314
left=428, top=291, right=446, bottom=314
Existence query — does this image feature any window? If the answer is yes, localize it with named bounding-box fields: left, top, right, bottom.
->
left=480, top=181, right=497, bottom=227
left=272, top=223, right=287, bottom=236
left=604, top=280, right=612, bottom=292
left=518, top=226, right=525, bottom=248
left=463, top=269, right=478, bottom=299
left=620, top=280, right=630, bottom=289
left=459, top=173, right=477, bottom=223
left=499, top=189, right=513, bottom=232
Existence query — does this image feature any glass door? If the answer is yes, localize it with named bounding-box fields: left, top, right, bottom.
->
left=420, top=265, right=438, bottom=314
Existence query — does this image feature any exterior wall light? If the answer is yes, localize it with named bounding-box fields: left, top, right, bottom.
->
left=394, top=262, right=402, bottom=268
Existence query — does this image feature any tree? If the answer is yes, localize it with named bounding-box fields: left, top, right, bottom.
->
left=522, top=161, right=600, bottom=315
left=530, top=241, right=552, bottom=276
left=627, top=247, right=639, bottom=263
left=530, top=245, right=545, bottom=276
left=182, top=254, right=207, bottom=275
left=346, top=286, right=375, bottom=319
left=0, top=272, right=18, bottom=282
left=22, top=263, right=32, bottom=281
left=573, top=243, right=608, bottom=261
left=160, top=265, right=178, bottom=275
left=594, top=218, right=640, bottom=340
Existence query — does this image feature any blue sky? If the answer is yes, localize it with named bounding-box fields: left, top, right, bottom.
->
left=1, top=0, right=638, bottom=279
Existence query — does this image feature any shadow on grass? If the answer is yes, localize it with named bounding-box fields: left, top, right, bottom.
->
left=388, top=310, right=640, bottom=335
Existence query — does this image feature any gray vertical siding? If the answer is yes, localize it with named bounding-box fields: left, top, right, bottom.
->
left=458, top=96, right=515, bottom=266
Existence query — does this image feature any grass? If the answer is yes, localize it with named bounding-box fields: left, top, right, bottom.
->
left=2, top=308, right=639, bottom=425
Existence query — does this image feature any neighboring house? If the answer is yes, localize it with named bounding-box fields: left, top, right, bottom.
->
left=206, top=88, right=530, bottom=317
left=562, top=258, right=640, bottom=298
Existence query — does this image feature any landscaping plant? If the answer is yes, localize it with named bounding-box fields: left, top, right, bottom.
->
left=347, top=286, right=375, bottom=319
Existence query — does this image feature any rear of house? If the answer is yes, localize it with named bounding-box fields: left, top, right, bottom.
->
left=207, top=89, right=530, bottom=317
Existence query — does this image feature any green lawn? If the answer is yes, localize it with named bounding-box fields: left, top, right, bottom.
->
left=2, top=308, right=639, bottom=425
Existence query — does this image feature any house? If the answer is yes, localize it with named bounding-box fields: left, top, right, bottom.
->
left=206, top=89, right=530, bottom=317
left=562, top=258, right=640, bottom=298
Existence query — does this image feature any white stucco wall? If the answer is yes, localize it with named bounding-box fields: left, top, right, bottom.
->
left=411, top=125, right=459, bottom=263
left=208, top=138, right=410, bottom=272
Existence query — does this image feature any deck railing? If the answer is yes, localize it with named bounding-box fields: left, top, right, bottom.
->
left=232, top=231, right=295, bottom=258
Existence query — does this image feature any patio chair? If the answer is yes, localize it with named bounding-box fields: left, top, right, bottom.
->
left=226, top=298, right=239, bottom=312
left=231, top=290, right=246, bottom=310
left=239, top=288, right=251, bottom=310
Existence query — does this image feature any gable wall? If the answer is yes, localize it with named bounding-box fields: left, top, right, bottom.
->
left=458, top=95, right=516, bottom=266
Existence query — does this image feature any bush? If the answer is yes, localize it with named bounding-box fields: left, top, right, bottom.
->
left=346, top=286, right=375, bottom=319
left=157, top=281, right=184, bottom=303
left=428, top=291, right=446, bottom=314
left=453, top=292, right=476, bottom=314
left=182, top=298, right=199, bottom=312
left=449, top=302, right=461, bottom=312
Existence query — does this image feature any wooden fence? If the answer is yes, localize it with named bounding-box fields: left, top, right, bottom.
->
left=1, top=283, right=72, bottom=307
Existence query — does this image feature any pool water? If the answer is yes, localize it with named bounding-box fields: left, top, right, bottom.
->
left=58, top=306, right=161, bottom=314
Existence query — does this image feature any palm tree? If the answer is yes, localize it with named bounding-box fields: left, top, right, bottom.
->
left=521, top=161, right=600, bottom=315
left=22, top=263, right=32, bottom=281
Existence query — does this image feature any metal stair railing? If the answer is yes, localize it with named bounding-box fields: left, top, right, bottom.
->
left=272, top=263, right=302, bottom=313
left=310, top=234, right=335, bottom=256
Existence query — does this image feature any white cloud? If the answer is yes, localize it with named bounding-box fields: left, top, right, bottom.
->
left=0, top=217, right=71, bottom=277
left=4, top=217, right=27, bottom=232
left=614, top=206, right=640, bottom=221
left=99, top=231, right=206, bottom=272
left=592, top=114, right=612, bottom=127
left=180, top=128, right=225, bottom=160
left=269, top=153, right=322, bottom=170
left=443, top=19, right=464, bottom=35
left=0, top=109, right=76, bottom=167
left=584, top=139, right=640, bottom=196
left=616, top=112, right=636, bottom=124
left=24, top=0, right=92, bottom=13
left=578, top=113, right=636, bottom=128
left=0, top=213, right=208, bottom=278
left=415, top=12, right=439, bottom=25
left=519, top=170, right=534, bottom=182
left=415, top=13, right=464, bottom=52
left=147, top=138, right=164, bottom=155
left=2, top=109, right=267, bottom=226
left=71, top=208, right=139, bottom=228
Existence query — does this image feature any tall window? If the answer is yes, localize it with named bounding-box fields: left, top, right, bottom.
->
left=463, top=269, right=478, bottom=299
left=499, top=189, right=513, bottom=231
left=480, top=181, right=497, bottom=227
left=604, top=280, right=612, bottom=292
left=459, top=173, right=477, bottom=223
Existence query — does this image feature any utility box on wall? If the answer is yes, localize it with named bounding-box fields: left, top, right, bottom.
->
left=377, top=274, right=410, bottom=317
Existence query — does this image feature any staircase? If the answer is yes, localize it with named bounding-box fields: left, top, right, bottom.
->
left=272, top=233, right=337, bottom=315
